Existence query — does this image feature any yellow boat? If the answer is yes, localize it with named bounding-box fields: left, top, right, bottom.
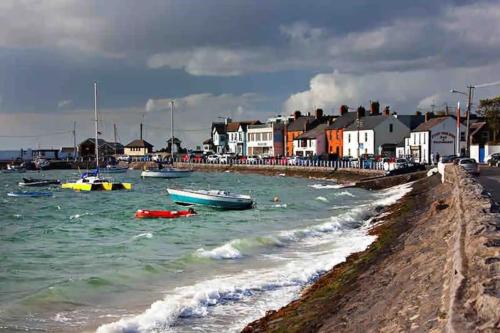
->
left=61, top=176, right=132, bottom=191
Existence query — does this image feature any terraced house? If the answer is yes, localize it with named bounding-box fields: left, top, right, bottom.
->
left=226, top=120, right=261, bottom=155
left=285, top=109, right=326, bottom=156
left=325, top=105, right=357, bottom=158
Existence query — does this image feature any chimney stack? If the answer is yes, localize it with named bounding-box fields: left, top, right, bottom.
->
left=356, top=106, right=366, bottom=119
left=424, top=112, right=434, bottom=122
left=340, top=105, right=348, bottom=115
left=415, top=111, right=422, bottom=116
left=294, top=110, right=301, bottom=120
left=315, top=108, right=323, bottom=119
left=370, top=101, right=380, bottom=115
left=383, top=106, right=390, bottom=116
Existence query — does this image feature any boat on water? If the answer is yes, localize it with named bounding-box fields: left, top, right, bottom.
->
left=19, top=178, right=61, bottom=187
left=167, top=188, right=254, bottom=210
left=7, top=191, right=53, bottom=197
left=135, top=208, right=196, bottom=219
left=62, top=171, right=132, bottom=191
left=61, top=82, right=133, bottom=192
left=2, top=164, right=26, bottom=173
left=141, top=167, right=193, bottom=178
left=101, top=165, right=128, bottom=174
left=33, top=158, right=50, bottom=170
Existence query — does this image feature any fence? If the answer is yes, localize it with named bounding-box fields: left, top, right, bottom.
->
left=169, top=157, right=387, bottom=171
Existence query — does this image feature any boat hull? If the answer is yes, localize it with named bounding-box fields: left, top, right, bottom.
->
left=167, top=189, right=253, bottom=210
left=61, top=182, right=132, bottom=191
left=135, top=209, right=194, bottom=219
left=141, top=169, right=193, bottom=178
left=7, top=191, right=52, bottom=197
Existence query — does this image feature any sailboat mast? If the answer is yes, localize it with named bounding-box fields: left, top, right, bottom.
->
left=94, top=82, right=99, bottom=168
left=171, top=100, right=175, bottom=157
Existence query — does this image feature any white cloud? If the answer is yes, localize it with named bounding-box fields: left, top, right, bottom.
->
left=284, top=62, right=500, bottom=115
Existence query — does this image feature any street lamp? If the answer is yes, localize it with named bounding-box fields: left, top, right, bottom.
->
left=450, top=86, right=474, bottom=156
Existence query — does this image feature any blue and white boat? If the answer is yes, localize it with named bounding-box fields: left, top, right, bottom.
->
left=101, top=165, right=128, bottom=174
left=141, top=168, right=193, bottom=179
left=167, top=188, right=254, bottom=210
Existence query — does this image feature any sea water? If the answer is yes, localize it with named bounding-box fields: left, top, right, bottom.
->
left=0, top=170, right=412, bottom=332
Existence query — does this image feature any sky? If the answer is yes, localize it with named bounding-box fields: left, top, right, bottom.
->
left=0, top=0, right=499, bottom=150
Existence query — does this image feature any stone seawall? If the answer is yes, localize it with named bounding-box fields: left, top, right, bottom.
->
left=244, top=166, right=499, bottom=332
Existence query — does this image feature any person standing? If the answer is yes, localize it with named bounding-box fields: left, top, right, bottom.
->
left=436, top=152, right=440, bottom=164
left=430, top=152, right=435, bottom=166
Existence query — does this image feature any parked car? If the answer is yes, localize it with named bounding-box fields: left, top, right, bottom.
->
left=206, top=154, right=220, bottom=163
left=487, top=154, right=500, bottom=166
left=458, top=158, right=480, bottom=175
left=246, top=156, right=259, bottom=164
left=485, top=153, right=500, bottom=165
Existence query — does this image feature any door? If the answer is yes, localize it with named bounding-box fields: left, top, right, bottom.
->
left=479, top=145, right=485, bottom=163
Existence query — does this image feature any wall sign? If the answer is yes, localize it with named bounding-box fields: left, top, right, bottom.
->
left=431, top=131, right=455, bottom=145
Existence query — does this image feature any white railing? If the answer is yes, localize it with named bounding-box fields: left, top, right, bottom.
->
left=171, top=157, right=387, bottom=170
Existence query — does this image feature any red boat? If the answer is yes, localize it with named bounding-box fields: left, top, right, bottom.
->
left=135, top=209, right=196, bottom=219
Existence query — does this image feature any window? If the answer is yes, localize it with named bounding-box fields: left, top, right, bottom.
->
left=389, top=124, right=393, bottom=132
left=460, top=132, right=465, bottom=141
left=348, top=134, right=351, bottom=143
left=423, top=133, right=426, bottom=144
left=348, top=148, right=351, bottom=156
left=364, top=132, right=368, bottom=142
left=417, top=134, right=419, bottom=145
left=336, top=131, right=339, bottom=140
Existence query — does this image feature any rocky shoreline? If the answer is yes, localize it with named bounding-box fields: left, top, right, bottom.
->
left=243, top=166, right=499, bottom=332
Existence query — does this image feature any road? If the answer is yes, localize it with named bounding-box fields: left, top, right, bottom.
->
left=478, top=166, right=500, bottom=205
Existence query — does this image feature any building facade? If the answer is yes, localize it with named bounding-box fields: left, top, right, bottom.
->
left=343, top=115, right=410, bottom=158
left=246, top=123, right=284, bottom=157
left=293, top=123, right=328, bottom=157
left=124, top=139, right=154, bottom=157
left=211, top=122, right=228, bottom=154
left=226, top=121, right=260, bottom=155
left=405, top=116, right=466, bottom=163
left=325, top=110, right=357, bottom=158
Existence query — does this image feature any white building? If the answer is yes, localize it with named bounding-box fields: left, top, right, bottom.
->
left=343, top=115, right=410, bottom=158
left=211, top=123, right=228, bottom=154
left=226, top=121, right=260, bottom=155
left=405, top=116, right=466, bottom=163
left=246, top=123, right=284, bottom=157
left=293, top=123, right=328, bottom=157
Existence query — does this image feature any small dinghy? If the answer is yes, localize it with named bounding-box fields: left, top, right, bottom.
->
left=101, top=165, right=128, bottom=174
left=2, top=164, right=26, bottom=173
left=7, top=191, right=53, bottom=197
left=18, top=178, right=61, bottom=187
left=167, top=188, right=254, bottom=210
left=135, top=208, right=196, bottom=219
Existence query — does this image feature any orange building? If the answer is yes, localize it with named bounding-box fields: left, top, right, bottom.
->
left=285, top=111, right=319, bottom=156
left=325, top=111, right=357, bottom=158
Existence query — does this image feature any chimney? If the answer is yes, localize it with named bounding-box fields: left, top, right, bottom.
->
left=424, top=112, right=434, bottom=122
left=340, top=105, right=348, bottom=116
left=415, top=111, right=422, bottom=116
left=315, top=108, right=323, bottom=119
left=140, top=123, right=143, bottom=140
left=356, top=106, right=366, bottom=119
left=224, top=117, right=232, bottom=125
left=294, top=110, right=301, bottom=120
left=370, top=101, right=380, bottom=115
left=383, top=106, right=390, bottom=116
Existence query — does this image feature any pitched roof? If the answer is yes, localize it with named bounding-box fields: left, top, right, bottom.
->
left=211, top=122, right=226, bottom=134
left=326, top=112, right=357, bottom=130
left=395, top=115, right=425, bottom=130
left=125, top=139, right=154, bottom=148
left=226, top=120, right=261, bottom=132
left=295, top=123, right=329, bottom=139
left=344, top=115, right=389, bottom=131
left=412, top=117, right=451, bottom=132
left=287, top=116, right=318, bottom=132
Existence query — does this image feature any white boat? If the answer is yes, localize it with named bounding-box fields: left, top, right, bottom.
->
left=2, top=164, right=26, bottom=173
left=34, top=158, right=50, bottom=170
left=101, top=165, right=128, bottom=174
left=141, top=168, right=193, bottom=178
left=167, top=188, right=254, bottom=210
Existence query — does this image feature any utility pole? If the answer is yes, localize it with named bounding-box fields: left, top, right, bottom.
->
left=171, top=100, right=175, bottom=157
left=73, top=121, right=77, bottom=161
left=465, top=85, right=474, bottom=157
left=113, top=123, right=118, bottom=155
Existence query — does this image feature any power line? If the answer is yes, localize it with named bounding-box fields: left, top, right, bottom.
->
left=474, top=80, right=500, bottom=88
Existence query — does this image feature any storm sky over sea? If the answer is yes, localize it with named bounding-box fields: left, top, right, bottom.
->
left=0, top=0, right=499, bottom=149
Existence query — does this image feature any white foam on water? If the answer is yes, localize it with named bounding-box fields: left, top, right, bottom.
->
left=273, top=203, right=287, bottom=208
left=133, top=233, right=153, bottom=240
left=69, top=212, right=91, bottom=220
left=335, top=191, right=356, bottom=197
left=315, top=196, right=328, bottom=202
left=309, top=183, right=345, bottom=189
left=196, top=241, right=242, bottom=260
left=96, top=182, right=413, bottom=333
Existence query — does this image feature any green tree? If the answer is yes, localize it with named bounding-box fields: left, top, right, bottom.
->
left=477, top=96, right=500, bottom=143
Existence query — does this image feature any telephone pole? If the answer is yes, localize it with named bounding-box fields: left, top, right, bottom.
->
left=73, top=121, right=77, bottom=161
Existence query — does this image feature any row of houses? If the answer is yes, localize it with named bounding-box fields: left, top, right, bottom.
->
left=204, top=101, right=493, bottom=163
